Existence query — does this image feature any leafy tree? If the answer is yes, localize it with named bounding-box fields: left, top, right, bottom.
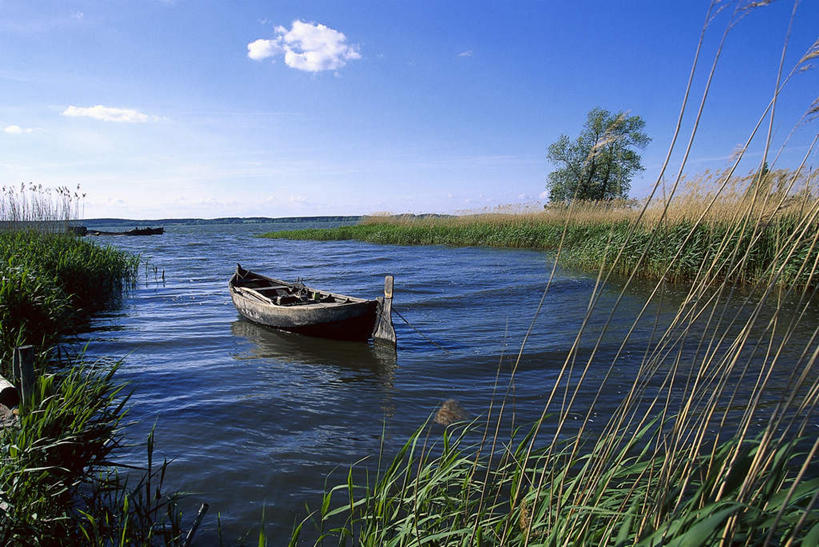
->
left=546, top=107, right=650, bottom=202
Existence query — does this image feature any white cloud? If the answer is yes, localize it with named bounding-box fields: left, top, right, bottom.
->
left=247, top=20, right=361, bottom=72
left=3, top=125, right=33, bottom=134
left=247, top=39, right=281, bottom=61
left=62, top=105, right=154, bottom=123
left=457, top=50, right=473, bottom=57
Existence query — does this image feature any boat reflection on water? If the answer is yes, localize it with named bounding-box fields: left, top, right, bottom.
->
left=230, top=319, right=397, bottom=387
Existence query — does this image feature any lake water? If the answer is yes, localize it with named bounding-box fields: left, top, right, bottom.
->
left=74, top=220, right=819, bottom=543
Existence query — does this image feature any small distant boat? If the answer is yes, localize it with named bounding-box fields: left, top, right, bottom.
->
left=125, top=227, right=164, bottom=236
left=229, top=264, right=395, bottom=344
left=87, top=227, right=165, bottom=236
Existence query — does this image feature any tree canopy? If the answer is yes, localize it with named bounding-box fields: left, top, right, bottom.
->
left=546, top=108, right=650, bottom=202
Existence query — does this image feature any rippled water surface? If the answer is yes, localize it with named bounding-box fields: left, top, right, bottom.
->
left=74, top=221, right=818, bottom=543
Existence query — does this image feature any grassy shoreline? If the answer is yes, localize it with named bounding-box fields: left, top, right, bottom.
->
left=0, top=230, right=140, bottom=365
left=0, top=230, right=182, bottom=544
left=262, top=215, right=818, bottom=288
left=261, top=170, right=819, bottom=289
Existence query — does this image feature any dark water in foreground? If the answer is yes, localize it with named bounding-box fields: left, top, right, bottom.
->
left=74, top=221, right=819, bottom=543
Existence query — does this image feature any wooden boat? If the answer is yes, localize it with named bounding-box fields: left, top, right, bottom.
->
left=87, top=226, right=164, bottom=236
left=229, top=264, right=396, bottom=344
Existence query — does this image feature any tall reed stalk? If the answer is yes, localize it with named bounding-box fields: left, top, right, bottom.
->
left=0, top=182, right=85, bottom=233
left=291, top=1, right=819, bottom=544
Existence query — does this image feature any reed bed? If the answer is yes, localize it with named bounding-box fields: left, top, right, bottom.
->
left=289, top=1, right=819, bottom=543
left=0, top=230, right=139, bottom=370
left=0, top=182, right=85, bottom=233
left=263, top=169, right=819, bottom=289
left=0, top=356, right=183, bottom=544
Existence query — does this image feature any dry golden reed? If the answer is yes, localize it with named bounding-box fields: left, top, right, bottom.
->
left=361, top=167, right=818, bottom=230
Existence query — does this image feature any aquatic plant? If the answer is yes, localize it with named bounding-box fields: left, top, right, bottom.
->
left=0, top=355, right=184, bottom=545
left=0, top=230, right=139, bottom=371
left=0, top=182, right=85, bottom=232
left=0, top=223, right=173, bottom=543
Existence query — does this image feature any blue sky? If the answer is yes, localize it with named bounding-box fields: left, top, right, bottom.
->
left=1, top=0, right=817, bottom=219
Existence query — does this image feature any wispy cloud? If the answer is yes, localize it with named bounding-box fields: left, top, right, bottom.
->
left=3, top=125, right=34, bottom=134
left=0, top=10, right=88, bottom=34
left=247, top=20, right=361, bottom=72
left=457, top=49, right=473, bottom=57
left=62, top=105, right=156, bottom=123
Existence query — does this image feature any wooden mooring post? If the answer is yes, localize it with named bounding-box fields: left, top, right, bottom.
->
left=12, top=345, right=35, bottom=406
left=373, top=275, right=397, bottom=347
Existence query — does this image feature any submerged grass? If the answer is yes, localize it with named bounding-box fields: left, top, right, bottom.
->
left=291, top=1, right=819, bottom=544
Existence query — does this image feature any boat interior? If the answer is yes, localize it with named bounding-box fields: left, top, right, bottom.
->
left=235, top=274, right=352, bottom=306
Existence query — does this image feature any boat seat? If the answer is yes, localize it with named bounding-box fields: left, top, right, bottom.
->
left=255, top=286, right=289, bottom=296
left=240, top=280, right=270, bottom=289
left=275, top=295, right=302, bottom=306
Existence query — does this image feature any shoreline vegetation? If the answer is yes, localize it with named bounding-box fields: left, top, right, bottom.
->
left=0, top=185, right=183, bottom=543
left=262, top=169, right=819, bottom=289
left=281, top=188, right=819, bottom=539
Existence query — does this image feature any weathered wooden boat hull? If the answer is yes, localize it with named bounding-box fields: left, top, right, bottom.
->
left=230, top=289, right=378, bottom=340
left=229, top=267, right=383, bottom=341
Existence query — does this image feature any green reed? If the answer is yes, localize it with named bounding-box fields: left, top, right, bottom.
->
left=292, top=421, right=817, bottom=545
left=0, top=355, right=184, bottom=545
left=290, top=197, right=819, bottom=546
left=0, top=218, right=179, bottom=543
left=0, top=230, right=139, bottom=371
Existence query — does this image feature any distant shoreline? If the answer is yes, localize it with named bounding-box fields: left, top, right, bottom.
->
left=78, top=215, right=364, bottom=227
